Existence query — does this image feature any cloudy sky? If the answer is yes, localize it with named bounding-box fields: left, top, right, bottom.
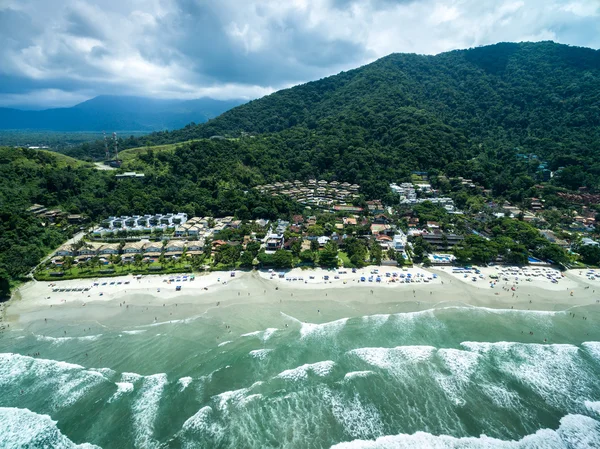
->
left=1, top=0, right=599, bottom=109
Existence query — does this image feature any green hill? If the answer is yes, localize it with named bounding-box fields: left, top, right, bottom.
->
left=65, top=41, right=600, bottom=195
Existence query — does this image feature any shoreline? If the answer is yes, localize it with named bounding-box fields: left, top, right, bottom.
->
left=3, top=266, right=599, bottom=334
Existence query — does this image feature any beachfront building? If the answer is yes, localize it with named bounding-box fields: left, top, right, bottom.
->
left=317, top=236, right=330, bottom=247
left=376, top=234, right=392, bottom=249
left=115, top=172, right=145, bottom=179
left=392, top=232, right=407, bottom=252
left=122, top=241, right=144, bottom=255
left=186, top=241, right=204, bottom=256
left=165, top=242, right=185, bottom=257
left=421, top=231, right=464, bottom=249
left=276, top=220, right=290, bottom=234
left=266, top=234, right=284, bottom=251
left=98, top=243, right=120, bottom=256
left=143, top=242, right=163, bottom=259
left=55, top=244, right=76, bottom=257
left=77, top=242, right=103, bottom=257
left=121, top=242, right=144, bottom=262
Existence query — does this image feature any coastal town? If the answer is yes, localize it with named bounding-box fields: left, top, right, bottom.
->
left=35, top=170, right=600, bottom=282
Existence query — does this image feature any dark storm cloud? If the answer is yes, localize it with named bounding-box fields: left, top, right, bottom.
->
left=0, top=0, right=598, bottom=108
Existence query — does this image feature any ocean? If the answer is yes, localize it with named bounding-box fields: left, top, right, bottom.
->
left=1, top=304, right=600, bottom=448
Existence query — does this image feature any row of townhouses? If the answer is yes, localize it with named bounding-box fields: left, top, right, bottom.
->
left=53, top=240, right=205, bottom=263
left=93, top=213, right=188, bottom=235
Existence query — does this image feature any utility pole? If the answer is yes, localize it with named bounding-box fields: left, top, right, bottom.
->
left=103, top=131, right=110, bottom=161
left=113, top=132, right=119, bottom=160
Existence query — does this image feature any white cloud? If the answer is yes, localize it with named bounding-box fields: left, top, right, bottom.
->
left=0, top=0, right=599, bottom=108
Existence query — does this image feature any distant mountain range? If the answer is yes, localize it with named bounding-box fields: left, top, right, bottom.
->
left=0, top=96, right=246, bottom=132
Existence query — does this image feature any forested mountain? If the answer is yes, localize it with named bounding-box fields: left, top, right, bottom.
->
left=63, top=42, right=600, bottom=193
left=0, top=96, right=245, bottom=132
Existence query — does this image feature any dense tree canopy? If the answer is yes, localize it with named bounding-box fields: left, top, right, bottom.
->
left=61, top=42, right=600, bottom=195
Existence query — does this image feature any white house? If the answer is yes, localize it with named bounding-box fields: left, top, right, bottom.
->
left=392, top=232, right=407, bottom=252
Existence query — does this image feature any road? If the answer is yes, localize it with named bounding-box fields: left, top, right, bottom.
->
left=94, top=162, right=116, bottom=171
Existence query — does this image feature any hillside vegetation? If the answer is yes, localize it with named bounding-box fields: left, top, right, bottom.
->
left=62, top=42, right=600, bottom=196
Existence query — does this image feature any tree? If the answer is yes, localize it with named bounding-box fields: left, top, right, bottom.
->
left=396, top=253, right=405, bottom=268
left=299, top=250, right=316, bottom=264
left=453, top=245, right=473, bottom=265
left=307, top=225, right=324, bottom=236
left=441, top=233, right=449, bottom=250
left=245, top=241, right=261, bottom=256
left=505, top=244, right=529, bottom=265
left=411, top=243, right=424, bottom=263
left=319, top=242, right=339, bottom=268
left=310, top=239, right=320, bottom=252
left=0, top=268, right=10, bottom=299
left=370, top=242, right=383, bottom=265
left=239, top=251, right=255, bottom=267
left=536, top=243, right=569, bottom=266
left=577, top=244, right=600, bottom=265
left=273, top=250, right=293, bottom=268
left=291, top=239, right=302, bottom=257
left=63, top=256, right=74, bottom=273
left=257, top=251, right=274, bottom=267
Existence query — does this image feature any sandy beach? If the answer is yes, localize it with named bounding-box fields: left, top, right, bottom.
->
left=3, top=266, right=599, bottom=338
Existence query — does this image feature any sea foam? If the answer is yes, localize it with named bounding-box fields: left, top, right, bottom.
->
left=109, top=382, right=134, bottom=403
left=582, top=341, right=600, bottom=362
left=586, top=401, right=600, bottom=416
left=0, top=407, right=101, bottom=449
left=131, top=373, right=168, bottom=449
left=344, top=371, right=375, bottom=380
left=241, top=328, right=278, bottom=342
left=179, top=406, right=224, bottom=448
left=321, top=386, right=384, bottom=440
left=178, top=376, right=193, bottom=391
left=249, top=349, right=273, bottom=360
left=461, top=342, right=593, bottom=409
left=300, top=318, right=348, bottom=340
left=276, top=361, right=336, bottom=381
left=349, top=346, right=435, bottom=371
left=35, top=334, right=102, bottom=345
left=0, top=353, right=109, bottom=410
left=330, top=413, right=600, bottom=448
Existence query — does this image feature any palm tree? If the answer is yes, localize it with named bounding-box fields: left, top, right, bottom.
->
left=181, top=247, right=188, bottom=264
left=63, top=256, right=74, bottom=274
left=90, top=256, right=100, bottom=272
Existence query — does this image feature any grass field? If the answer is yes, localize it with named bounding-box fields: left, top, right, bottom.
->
left=118, top=140, right=199, bottom=161
left=35, top=260, right=195, bottom=281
